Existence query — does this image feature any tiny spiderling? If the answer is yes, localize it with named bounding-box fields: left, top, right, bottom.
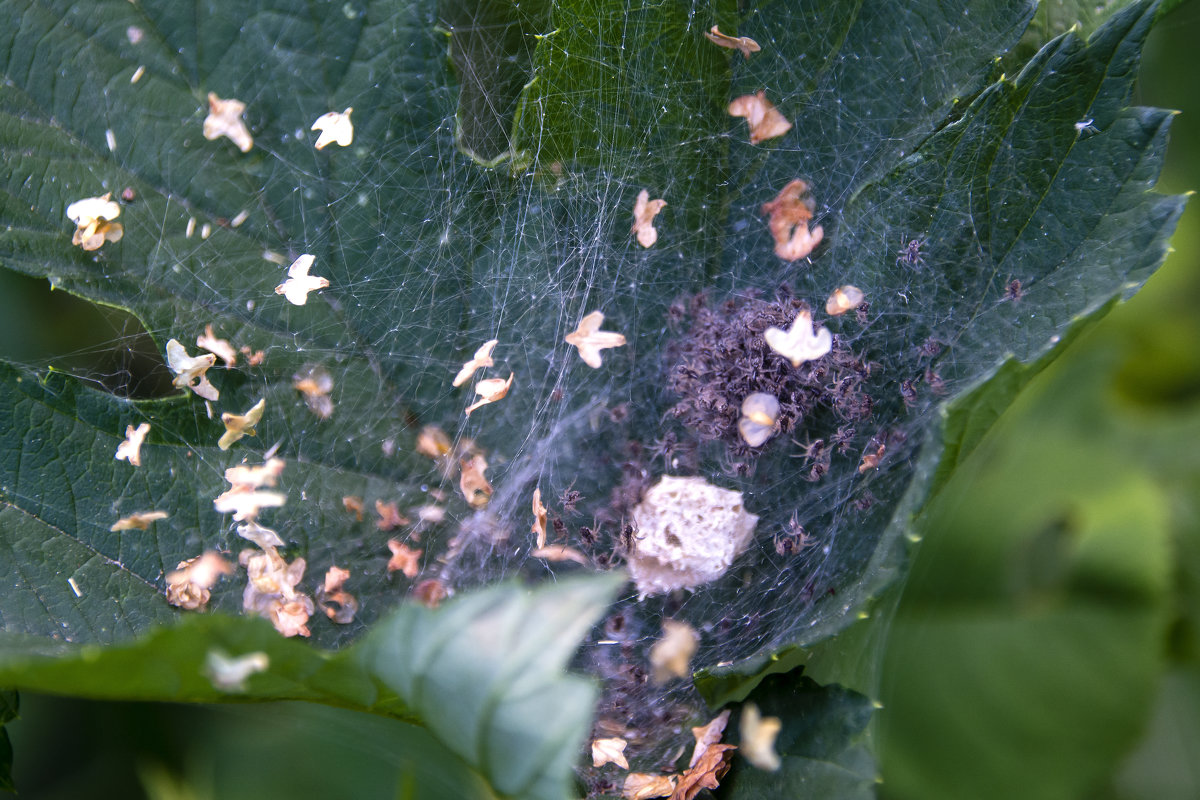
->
left=897, top=236, right=926, bottom=269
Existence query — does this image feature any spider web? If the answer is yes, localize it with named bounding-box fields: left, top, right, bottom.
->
left=0, top=0, right=1185, bottom=790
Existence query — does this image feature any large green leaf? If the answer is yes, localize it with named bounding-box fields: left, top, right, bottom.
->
left=876, top=339, right=1179, bottom=800
left=0, top=0, right=1187, bottom=795
left=0, top=557, right=619, bottom=800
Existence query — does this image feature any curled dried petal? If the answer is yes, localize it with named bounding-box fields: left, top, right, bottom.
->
left=592, top=737, right=630, bottom=769
left=649, top=619, right=699, bottom=684
left=110, top=510, right=168, bottom=531
left=632, top=189, right=667, bottom=248
left=728, top=91, right=791, bottom=144
left=452, top=339, right=498, bottom=387
left=826, top=285, right=865, bottom=316
left=532, top=487, right=548, bottom=549
left=218, top=398, right=265, bottom=450
left=704, top=26, right=760, bottom=59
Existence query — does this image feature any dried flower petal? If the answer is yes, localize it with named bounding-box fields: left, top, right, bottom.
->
left=166, top=551, right=232, bottom=610
left=197, top=324, right=237, bottom=367
left=205, top=649, right=269, bottom=692
left=704, top=26, right=760, bottom=59
left=293, top=363, right=334, bottom=418
left=565, top=310, right=626, bottom=368
left=316, top=565, right=358, bottom=623
left=240, top=547, right=312, bottom=637
left=763, top=310, right=832, bottom=368
left=376, top=499, right=410, bottom=531
left=531, top=487, right=548, bottom=549
left=530, top=545, right=590, bottom=565
left=459, top=454, right=493, bottom=507
left=412, top=578, right=448, bottom=608
left=465, top=372, right=514, bottom=416
left=592, top=737, right=630, bottom=769
left=115, top=422, right=150, bottom=466
left=649, top=619, right=699, bottom=684
left=165, top=339, right=220, bottom=401
left=386, top=539, right=422, bottom=578
left=453, top=339, right=498, bottom=387
left=236, top=520, right=285, bottom=549
left=416, top=425, right=452, bottom=459
left=312, top=107, right=354, bottom=150
left=632, top=189, right=667, bottom=248
left=673, top=743, right=736, bottom=800
left=66, top=193, right=123, bottom=251
left=737, top=392, right=780, bottom=448
left=623, top=774, right=677, bottom=800
left=343, top=495, right=364, bottom=521
left=214, top=488, right=286, bottom=522
left=826, top=285, right=865, bottom=316
left=689, top=710, right=731, bottom=768
left=110, top=510, right=168, bottom=531
left=203, top=92, right=253, bottom=152
left=728, top=91, right=791, bottom=144
left=225, top=457, right=285, bottom=490
left=858, top=441, right=886, bottom=473
left=275, top=254, right=329, bottom=306
left=761, top=179, right=824, bottom=261
left=739, top=703, right=782, bottom=771
left=218, top=398, right=265, bottom=450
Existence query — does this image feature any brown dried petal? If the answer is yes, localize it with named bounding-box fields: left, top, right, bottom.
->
left=387, top=539, right=422, bottom=578
left=728, top=91, right=791, bottom=144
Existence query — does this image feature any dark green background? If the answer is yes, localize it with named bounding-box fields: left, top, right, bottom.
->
left=1, top=6, right=1197, bottom=800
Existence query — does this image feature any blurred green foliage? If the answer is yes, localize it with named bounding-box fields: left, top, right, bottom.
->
left=1, top=4, right=1198, bottom=800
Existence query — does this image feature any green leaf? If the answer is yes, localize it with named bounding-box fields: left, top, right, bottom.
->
left=359, top=575, right=622, bottom=800
left=0, top=690, right=15, bottom=793
left=0, top=574, right=619, bottom=800
left=877, top=342, right=1174, bottom=800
